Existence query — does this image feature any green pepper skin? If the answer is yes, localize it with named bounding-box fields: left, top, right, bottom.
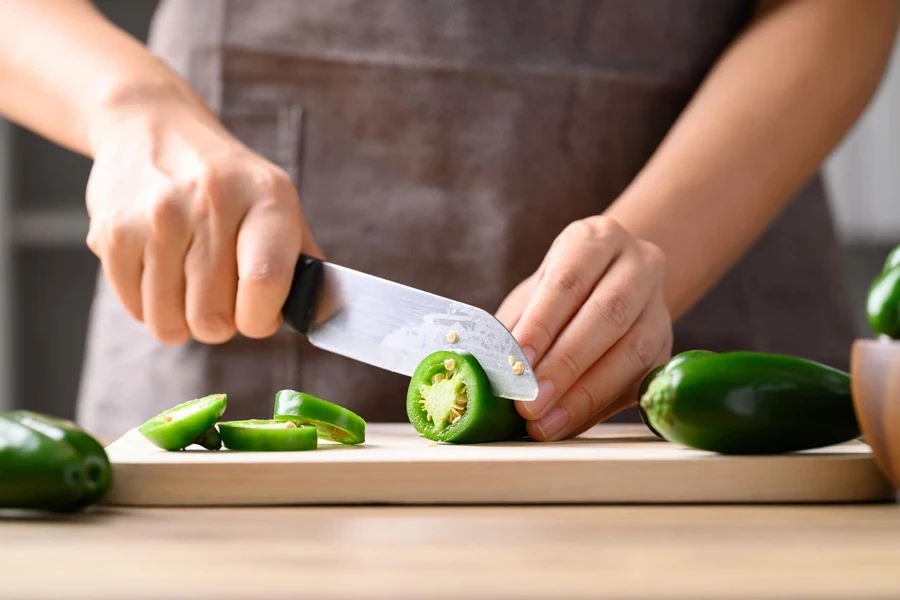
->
left=218, top=420, right=318, bottom=451
left=636, top=350, right=715, bottom=439
left=866, top=261, right=900, bottom=339
left=406, top=350, right=526, bottom=444
left=639, top=351, right=859, bottom=454
left=0, top=415, right=90, bottom=512
left=138, top=394, right=227, bottom=451
left=273, top=390, right=366, bottom=444
left=883, top=244, right=900, bottom=273
left=4, top=410, right=112, bottom=507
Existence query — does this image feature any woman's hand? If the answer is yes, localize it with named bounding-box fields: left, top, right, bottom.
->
left=496, top=216, right=672, bottom=441
left=85, top=95, right=321, bottom=346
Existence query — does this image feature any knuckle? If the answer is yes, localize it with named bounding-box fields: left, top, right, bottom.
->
left=567, top=382, right=596, bottom=422
left=628, top=334, right=658, bottom=372
left=190, top=312, right=236, bottom=343
left=560, top=219, right=595, bottom=243
left=153, top=326, right=191, bottom=346
left=556, top=348, right=582, bottom=380
left=103, top=216, right=130, bottom=252
left=150, top=191, right=183, bottom=231
left=253, top=165, right=291, bottom=196
left=642, top=241, right=666, bottom=271
left=583, top=216, right=623, bottom=242
left=546, top=268, right=586, bottom=301
left=592, top=290, right=631, bottom=331
left=241, top=259, right=292, bottom=286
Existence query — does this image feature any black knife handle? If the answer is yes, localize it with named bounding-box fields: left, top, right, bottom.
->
left=281, top=254, right=324, bottom=335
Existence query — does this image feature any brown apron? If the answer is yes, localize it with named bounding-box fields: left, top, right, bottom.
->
left=75, top=0, right=857, bottom=441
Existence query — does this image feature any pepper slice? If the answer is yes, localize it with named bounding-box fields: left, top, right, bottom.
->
left=138, top=393, right=227, bottom=451
left=639, top=351, right=859, bottom=454
left=218, top=419, right=318, bottom=451
left=273, top=390, right=365, bottom=444
left=866, top=244, right=900, bottom=339
left=636, top=349, right=715, bottom=439
left=4, top=410, right=112, bottom=507
left=0, top=415, right=90, bottom=512
left=406, top=350, right=527, bottom=443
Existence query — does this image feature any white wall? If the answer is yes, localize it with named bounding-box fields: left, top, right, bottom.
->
left=824, top=31, right=900, bottom=245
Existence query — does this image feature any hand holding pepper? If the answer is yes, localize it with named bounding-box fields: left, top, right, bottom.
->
left=496, top=216, right=672, bottom=442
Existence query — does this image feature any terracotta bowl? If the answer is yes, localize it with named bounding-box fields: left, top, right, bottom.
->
left=851, top=338, right=900, bottom=490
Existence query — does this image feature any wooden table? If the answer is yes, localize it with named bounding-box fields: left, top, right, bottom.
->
left=2, top=503, right=900, bottom=599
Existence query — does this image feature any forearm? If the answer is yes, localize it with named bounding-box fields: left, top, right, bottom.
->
left=606, top=0, right=900, bottom=322
left=0, top=0, right=208, bottom=157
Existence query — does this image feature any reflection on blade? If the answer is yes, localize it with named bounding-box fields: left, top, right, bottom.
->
left=306, top=263, right=538, bottom=401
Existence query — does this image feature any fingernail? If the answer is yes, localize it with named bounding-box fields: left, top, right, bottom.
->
left=536, top=408, right=568, bottom=440
left=522, top=346, right=536, bottom=365
left=522, top=379, right=554, bottom=418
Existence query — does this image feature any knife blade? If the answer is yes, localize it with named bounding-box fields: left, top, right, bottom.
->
left=281, top=255, right=538, bottom=401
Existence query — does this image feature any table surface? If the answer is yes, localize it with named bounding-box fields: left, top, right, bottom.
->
left=2, top=503, right=900, bottom=599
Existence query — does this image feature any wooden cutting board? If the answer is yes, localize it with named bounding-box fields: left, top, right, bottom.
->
left=101, top=423, right=895, bottom=506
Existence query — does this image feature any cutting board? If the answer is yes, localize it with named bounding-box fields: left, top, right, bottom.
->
left=101, top=423, right=895, bottom=506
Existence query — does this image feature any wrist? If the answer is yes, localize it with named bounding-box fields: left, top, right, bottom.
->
left=84, top=58, right=215, bottom=155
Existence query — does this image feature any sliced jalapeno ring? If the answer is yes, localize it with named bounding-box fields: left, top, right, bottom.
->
left=138, top=393, right=227, bottom=451
left=406, top=350, right=527, bottom=444
left=218, top=419, right=318, bottom=452
left=273, top=390, right=366, bottom=445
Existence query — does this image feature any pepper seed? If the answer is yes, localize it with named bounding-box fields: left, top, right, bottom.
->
left=446, top=331, right=459, bottom=344
left=432, top=373, right=446, bottom=385
left=508, top=355, right=516, bottom=366
left=512, top=361, right=525, bottom=375
left=443, top=358, right=456, bottom=371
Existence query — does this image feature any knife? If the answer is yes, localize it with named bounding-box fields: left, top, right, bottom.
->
left=280, top=255, right=538, bottom=401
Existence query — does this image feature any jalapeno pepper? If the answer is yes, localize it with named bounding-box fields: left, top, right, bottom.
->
left=406, top=350, right=527, bottom=443
left=138, top=393, right=227, bottom=451
left=218, top=419, right=318, bottom=451
left=866, top=244, right=900, bottom=339
left=636, top=350, right=715, bottom=439
left=639, top=351, right=859, bottom=454
left=5, top=410, right=113, bottom=507
left=273, top=390, right=366, bottom=444
left=0, top=414, right=107, bottom=512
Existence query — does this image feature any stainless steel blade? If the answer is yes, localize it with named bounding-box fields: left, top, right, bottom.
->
left=305, top=263, right=539, bottom=401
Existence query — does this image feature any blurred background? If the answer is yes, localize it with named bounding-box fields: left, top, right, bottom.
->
left=0, top=1, right=897, bottom=420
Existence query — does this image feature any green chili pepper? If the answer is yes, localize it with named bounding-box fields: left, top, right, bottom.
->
left=866, top=244, right=900, bottom=339
left=0, top=415, right=100, bottom=512
left=138, top=393, right=227, bottom=451
left=273, top=390, right=366, bottom=444
left=406, top=350, right=527, bottom=443
left=218, top=419, right=318, bottom=451
left=639, top=351, right=860, bottom=454
left=4, top=410, right=112, bottom=507
left=636, top=350, right=715, bottom=439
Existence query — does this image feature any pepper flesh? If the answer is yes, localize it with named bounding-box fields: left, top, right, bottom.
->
left=406, top=350, right=526, bottom=443
left=639, top=351, right=859, bottom=454
left=866, top=244, right=900, bottom=339
left=273, top=390, right=366, bottom=444
left=4, top=410, right=112, bottom=507
left=138, top=394, right=227, bottom=451
left=0, top=415, right=92, bottom=512
left=218, top=419, right=318, bottom=451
